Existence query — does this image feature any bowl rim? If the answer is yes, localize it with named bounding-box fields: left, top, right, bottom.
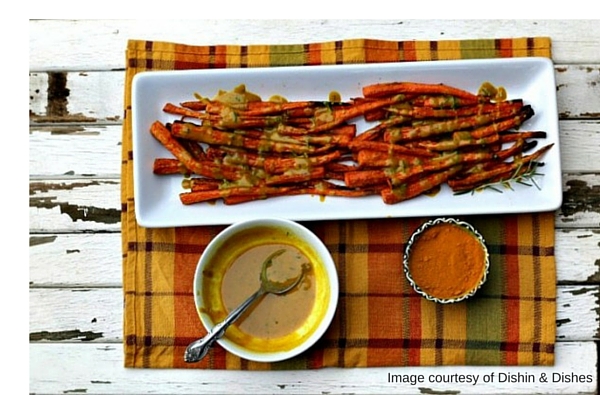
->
left=403, top=217, right=490, bottom=304
left=192, top=217, right=339, bottom=362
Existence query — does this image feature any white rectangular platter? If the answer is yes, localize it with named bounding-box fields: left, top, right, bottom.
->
left=132, top=57, right=561, bottom=228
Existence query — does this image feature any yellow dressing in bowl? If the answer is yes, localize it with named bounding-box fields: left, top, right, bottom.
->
left=199, top=224, right=332, bottom=354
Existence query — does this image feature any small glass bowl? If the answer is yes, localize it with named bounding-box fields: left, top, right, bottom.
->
left=403, top=217, right=490, bottom=304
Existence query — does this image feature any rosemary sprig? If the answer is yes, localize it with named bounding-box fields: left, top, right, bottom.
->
left=454, top=161, right=545, bottom=196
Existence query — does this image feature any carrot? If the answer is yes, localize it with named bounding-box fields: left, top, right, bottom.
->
left=180, top=100, right=208, bottom=111
left=263, top=151, right=341, bottom=174
left=149, top=121, right=250, bottom=181
left=205, top=100, right=321, bottom=116
left=499, top=130, right=547, bottom=142
left=350, top=95, right=413, bottom=121
left=184, top=178, right=222, bottom=192
left=344, top=169, right=389, bottom=188
left=210, top=147, right=267, bottom=169
left=149, top=121, right=206, bottom=175
left=265, top=166, right=326, bottom=186
left=410, top=95, right=481, bottom=108
left=355, top=150, right=427, bottom=168
left=416, top=133, right=500, bottom=152
left=179, top=139, right=206, bottom=160
left=150, top=82, right=554, bottom=206
left=163, top=102, right=206, bottom=119
left=349, top=140, right=436, bottom=158
left=411, top=99, right=523, bottom=119
left=381, top=165, right=463, bottom=204
left=447, top=144, right=554, bottom=192
left=304, top=180, right=383, bottom=197
left=470, top=107, right=534, bottom=139
left=169, top=121, right=325, bottom=155
left=363, top=82, right=479, bottom=101
left=386, top=151, right=501, bottom=186
left=307, top=96, right=402, bottom=134
left=152, top=158, right=188, bottom=175
left=180, top=185, right=300, bottom=205
left=384, top=105, right=532, bottom=143
left=220, top=180, right=382, bottom=205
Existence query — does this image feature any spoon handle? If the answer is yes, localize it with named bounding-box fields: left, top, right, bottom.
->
left=184, top=289, right=264, bottom=363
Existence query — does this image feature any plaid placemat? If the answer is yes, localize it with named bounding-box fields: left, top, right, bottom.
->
left=121, top=37, right=556, bottom=369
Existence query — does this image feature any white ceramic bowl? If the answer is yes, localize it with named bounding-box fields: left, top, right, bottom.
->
left=193, top=218, right=338, bottom=363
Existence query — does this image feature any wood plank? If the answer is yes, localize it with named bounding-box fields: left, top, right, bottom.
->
left=29, top=179, right=121, bottom=233
left=29, top=65, right=600, bottom=123
left=555, top=65, right=600, bottom=119
left=559, top=173, right=600, bottom=229
left=28, top=342, right=598, bottom=395
left=29, top=233, right=123, bottom=286
left=559, top=120, right=600, bottom=173
left=29, top=288, right=123, bottom=342
left=28, top=20, right=600, bottom=71
left=28, top=230, right=600, bottom=286
left=28, top=285, right=600, bottom=343
left=555, top=229, right=600, bottom=284
left=29, top=126, right=121, bottom=177
left=29, top=71, right=125, bottom=123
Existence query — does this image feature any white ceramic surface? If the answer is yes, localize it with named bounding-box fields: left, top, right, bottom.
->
left=132, top=58, right=561, bottom=227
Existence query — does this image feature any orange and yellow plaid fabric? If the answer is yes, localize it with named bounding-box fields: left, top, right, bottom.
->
left=121, top=37, right=556, bottom=369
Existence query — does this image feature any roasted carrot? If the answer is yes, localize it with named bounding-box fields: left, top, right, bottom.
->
left=149, top=121, right=250, bottom=181
left=169, top=121, right=326, bottom=155
left=355, top=150, right=426, bottom=168
left=410, top=99, right=523, bottom=119
left=499, top=130, right=547, bottom=142
left=384, top=105, right=532, bottom=143
left=263, top=151, right=342, bottom=174
left=180, top=185, right=300, bottom=205
left=265, top=166, right=326, bottom=186
left=307, top=95, right=402, bottom=134
left=416, top=133, right=500, bottom=152
left=179, top=139, right=206, bottom=160
left=152, top=158, right=188, bottom=175
left=447, top=144, right=554, bottom=192
left=162, top=103, right=208, bottom=120
left=381, top=165, right=463, bottom=204
left=344, top=169, right=389, bottom=188
left=363, top=82, right=479, bottom=101
left=209, top=147, right=267, bottom=169
left=349, top=140, right=436, bottom=158
left=470, top=107, right=534, bottom=139
left=151, top=81, right=554, bottom=206
left=184, top=178, right=222, bottom=192
left=386, top=151, right=499, bottom=186
left=410, top=94, right=481, bottom=108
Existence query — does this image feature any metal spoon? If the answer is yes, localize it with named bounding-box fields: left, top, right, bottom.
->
left=184, top=249, right=306, bottom=363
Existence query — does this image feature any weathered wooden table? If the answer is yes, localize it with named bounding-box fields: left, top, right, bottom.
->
left=29, top=19, right=599, bottom=394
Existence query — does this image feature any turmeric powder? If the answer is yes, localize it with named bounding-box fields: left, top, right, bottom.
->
left=407, top=222, right=487, bottom=301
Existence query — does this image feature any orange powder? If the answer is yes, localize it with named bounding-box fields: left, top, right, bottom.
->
left=408, top=222, right=487, bottom=300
